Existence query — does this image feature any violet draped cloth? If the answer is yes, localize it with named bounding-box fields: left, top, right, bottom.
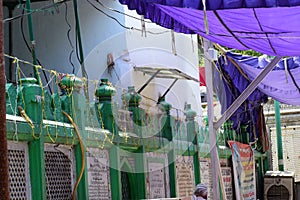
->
left=119, top=0, right=300, bottom=56
left=226, top=52, right=300, bottom=105
left=215, top=52, right=300, bottom=142
left=214, top=53, right=268, bottom=143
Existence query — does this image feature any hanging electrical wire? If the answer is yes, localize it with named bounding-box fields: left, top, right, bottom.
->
left=64, top=1, right=76, bottom=73
left=3, top=0, right=68, bottom=23
left=94, top=0, right=152, bottom=23
left=86, top=0, right=170, bottom=35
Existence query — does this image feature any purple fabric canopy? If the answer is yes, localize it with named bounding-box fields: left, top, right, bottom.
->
left=119, top=0, right=300, bottom=56
left=227, top=53, right=300, bottom=105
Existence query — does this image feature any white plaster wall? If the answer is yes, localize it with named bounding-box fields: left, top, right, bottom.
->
left=4, top=0, right=126, bottom=81
left=121, top=8, right=202, bottom=118
left=4, top=0, right=201, bottom=118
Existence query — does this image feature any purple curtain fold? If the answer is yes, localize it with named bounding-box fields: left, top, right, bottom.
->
left=215, top=54, right=268, bottom=142
left=215, top=52, right=300, bottom=142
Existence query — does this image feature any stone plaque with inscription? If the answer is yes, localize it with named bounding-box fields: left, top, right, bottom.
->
left=87, top=148, right=111, bottom=200
left=148, top=162, right=165, bottom=198
left=200, top=158, right=233, bottom=200
left=176, top=156, right=195, bottom=198
left=145, top=152, right=170, bottom=198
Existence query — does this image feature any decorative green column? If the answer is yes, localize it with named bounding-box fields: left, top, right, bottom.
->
left=60, top=75, right=89, bottom=199
left=158, top=97, right=173, bottom=141
left=256, top=158, right=263, bottom=200
left=123, top=86, right=146, bottom=199
left=17, top=78, right=46, bottom=200
left=274, top=100, right=284, bottom=171
left=158, top=97, right=176, bottom=197
left=95, top=79, right=121, bottom=200
left=185, top=104, right=200, bottom=184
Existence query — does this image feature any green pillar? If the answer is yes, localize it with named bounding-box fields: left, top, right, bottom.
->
left=263, top=153, right=269, bottom=173
left=72, top=0, right=89, bottom=100
left=124, top=86, right=146, bottom=199
left=256, top=159, right=263, bottom=200
left=17, top=78, right=46, bottom=199
left=73, top=90, right=89, bottom=199
left=95, top=79, right=118, bottom=134
left=185, top=104, right=200, bottom=184
left=60, top=75, right=89, bottom=199
left=109, top=146, right=122, bottom=200
left=134, top=146, right=146, bottom=199
left=168, top=149, right=177, bottom=197
left=158, top=97, right=173, bottom=141
left=158, top=97, right=177, bottom=197
left=95, top=79, right=121, bottom=200
left=25, top=0, right=42, bottom=85
left=28, top=137, right=46, bottom=200
left=274, top=100, right=284, bottom=171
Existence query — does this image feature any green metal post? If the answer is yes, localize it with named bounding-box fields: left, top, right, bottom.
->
left=109, top=146, right=121, bottom=200
left=124, top=86, right=146, bottom=199
left=73, top=90, right=89, bottom=199
left=72, top=0, right=89, bottom=99
left=95, top=79, right=121, bottom=200
left=193, top=152, right=200, bottom=184
left=168, top=150, right=177, bottom=197
left=60, top=75, right=89, bottom=199
left=274, top=100, right=284, bottom=171
left=72, top=0, right=85, bottom=69
left=256, top=159, right=263, bottom=200
left=158, top=97, right=177, bottom=197
left=134, top=146, right=146, bottom=199
left=263, top=153, right=269, bottom=173
left=185, top=104, right=200, bottom=184
left=25, top=0, right=41, bottom=85
left=29, top=137, right=46, bottom=200
left=158, top=97, right=172, bottom=141
left=74, top=144, right=89, bottom=200
left=19, top=78, right=46, bottom=199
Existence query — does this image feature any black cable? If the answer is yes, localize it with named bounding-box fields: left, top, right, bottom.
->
left=87, top=0, right=172, bottom=36
left=64, top=2, right=75, bottom=73
left=74, top=22, right=89, bottom=79
left=20, top=7, right=31, bottom=53
left=3, top=1, right=68, bottom=23
left=86, top=0, right=132, bottom=30
left=20, top=4, right=52, bottom=94
left=253, top=9, right=277, bottom=55
left=213, top=10, right=250, bottom=49
left=94, top=0, right=153, bottom=23
left=75, top=23, right=82, bottom=65
left=287, top=66, right=300, bottom=93
left=73, top=1, right=88, bottom=80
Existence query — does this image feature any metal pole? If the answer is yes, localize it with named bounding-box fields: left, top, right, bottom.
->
left=203, top=39, right=220, bottom=200
left=8, top=5, right=14, bottom=81
left=274, top=100, right=284, bottom=171
left=25, top=0, right=41, bottom=85
left=72, top=0, right=89, bottom=99
left=0, top=0, right=10, bottom=198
